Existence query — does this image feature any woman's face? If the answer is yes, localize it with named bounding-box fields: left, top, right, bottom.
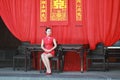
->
left=46, top=29, right=52, bottom=36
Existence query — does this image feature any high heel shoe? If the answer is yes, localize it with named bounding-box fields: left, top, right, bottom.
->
left=46, top=72, right=52, bottom=75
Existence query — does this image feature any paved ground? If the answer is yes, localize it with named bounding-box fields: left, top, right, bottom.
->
left=0, top=67, right=120, bottom=80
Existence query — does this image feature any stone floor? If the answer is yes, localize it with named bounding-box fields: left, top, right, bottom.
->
left=0, top=67, right=120, bottom=80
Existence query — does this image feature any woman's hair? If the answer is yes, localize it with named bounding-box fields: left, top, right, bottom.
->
left=45, top=27, right=51, bottom=31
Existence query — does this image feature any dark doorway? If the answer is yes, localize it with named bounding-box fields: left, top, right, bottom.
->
left=0, top=17, right=21, bottom=67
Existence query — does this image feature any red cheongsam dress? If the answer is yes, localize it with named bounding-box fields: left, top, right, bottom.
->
left=43, top=36, right=55, bottom=56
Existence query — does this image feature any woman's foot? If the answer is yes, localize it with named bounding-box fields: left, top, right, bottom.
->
left=46, top=72, right=52, bottom=75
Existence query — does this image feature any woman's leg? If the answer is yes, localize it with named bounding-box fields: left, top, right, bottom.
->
left=44, top=53, right=53, bottom=73
left=41, top=53, right=48, bottom=70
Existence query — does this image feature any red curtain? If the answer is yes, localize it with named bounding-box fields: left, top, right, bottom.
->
left=83, top=0, right=120, bottom=49
left=0, top=0, right=37, bottom=43
left=0, top=0, right=120, bottom=71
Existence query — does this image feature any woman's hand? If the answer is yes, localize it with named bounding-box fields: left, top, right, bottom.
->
left=44, top=49, right=52, bottom=53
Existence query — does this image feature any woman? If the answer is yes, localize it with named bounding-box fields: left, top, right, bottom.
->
left=41, top=27, right=57, bottom=75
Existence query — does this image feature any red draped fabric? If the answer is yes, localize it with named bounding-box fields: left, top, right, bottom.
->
left=0, top=0, right=120, bottom=71
left=83, top=0, right=120, bottom=49
left=0, top=0, right=37, bottom=43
